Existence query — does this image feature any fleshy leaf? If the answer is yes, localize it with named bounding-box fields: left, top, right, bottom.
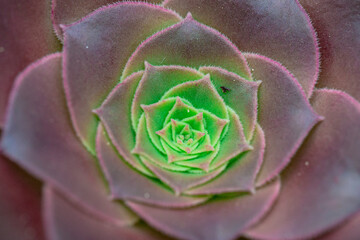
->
left=161, top=75, right=228, bottom=121
left=133, top=115, right=192, bottom=172
left=187, top=124, right=264, bottom=195
left=163, top=97, right=198, bottom=124
left=208, top=108, right=252, bottom=171
left=132, top=64, right=204, bottom=131
left=318, top=211, right=360, bottom=240
left=182, top=113, right=205, bottom=132
left=95, top=71, right=153, bottom=176
left=164, top=0, right=319, bottom=96
left=0, top=0, right=60, bottom=127
left=0, top=154, right=45, bottom=240
left=143, top=160, right=226, bottom=195
left=122, top=13, right=251, bottom=80
left=142, top=97, right=195, bottom=153
left=96, top=124, right=209, bottom=207
left=43, top=186, right=172, bottom=240
left=245, top=54, right=322, bottom=186
left=1, top=54, right=137, bottom=226
left=299, top=0, right=360, bottom=101
left=62, top=2, right=182, bottom=152
left=199, top=66, right=260, bottom=141
left=127, top=179, right=280, bottom=240
left=247, top=89, right=360, bottom=240
left=174, top=144, right=220, bottom=171
left=52, top=0, right=164, bottom=39
left=160, top=139, right=198, bottom=163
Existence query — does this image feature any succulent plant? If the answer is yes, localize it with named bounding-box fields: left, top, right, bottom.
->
left=1, top=1, right=360, bottom=240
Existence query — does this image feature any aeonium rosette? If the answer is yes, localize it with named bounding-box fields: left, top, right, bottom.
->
left=1, top=1, right=360, bottom=240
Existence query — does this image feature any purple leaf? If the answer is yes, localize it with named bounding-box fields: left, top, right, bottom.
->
left=44, top=186, right=172, bottom=240
left=186, top=124, right=264, bottom=195
left=62, top=2, right=181, bottom=152
left=122, top=13, right=251, bottom=81
left=199, top=66, right=260, bottom=141
left=127, top=179, right=280, bottom=240
left=163, top=0, right=319, bottom=97
left=299, top=0, right=360, bottom=101
left=1, top=53, right=137, bottom=226
left=95, top=71, right=154, bottom=176
left=318, top=211, right=360, bottom=240
left=245, top=53, right=322, bottom=186
left=52, top=0, right=164, bottom=39
left=96, top=124, right=209, bottom=207
left=246, top=89, right=360, bottom=239
left=0, top=0, right=60, bottom=127
left=0, top=154, right=45, bottom=240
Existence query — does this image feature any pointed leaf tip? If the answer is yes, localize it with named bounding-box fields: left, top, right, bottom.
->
left=185, top=12, right=193, bottom=20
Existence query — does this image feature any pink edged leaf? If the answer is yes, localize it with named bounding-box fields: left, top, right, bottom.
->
left=96, top=124, right=209, bottom=207
left=318, top=211, right=360, bottom=240
left=200, top=66, right=260, bottom=141
left=52, top=0, right=164, bottom=39
left=43, top=186, right=172, bottom=240
left=299, top=0, right=360, bottom=101
left=122, top=13, right=252, bottom=81
left=207, top=108, right=252, bottom=171
left=0, top=0, right=60, bottom=127
left=164, top=0, right=319, bottom=97
left=1, top=54, right=138, bottom=227
left=127, top=178, right=280, bottom=240
left=62, top=2, right=182, bottom=152
left=95, top=71, right=153, bottom=176
left=173, top=144, right=220, bottom=171
left=142, top=97, right=195, bottom=154
left=133, top=115, right=192, bottom=172
left=186, top=124, right=264, bottom=195
left=246, top=89, right=360, bottom=240
left=132, top=64, right=204, bottom=131
left=0, top=154, right=45, bottom=240
left=161, top=75, right=228, bottom=120
left=245, top=54, right=322, bottom=186
left=143, top=160, right=226, bottom=196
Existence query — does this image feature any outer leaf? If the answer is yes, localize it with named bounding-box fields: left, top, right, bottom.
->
left=127, top=179, right=280, bottom=240
left=95, top=71, right=153, bottom=176
left=200, top=66, right=260, bottom=141
left=1, top=54, right=137, bottom=226
left=0, top=154, right=45, bottom=240
left=247, top=89, right=360, bottom=240
left=62, top=2, right=182, bottom=152
left=318, top=211, right=360, bottom=240
left=163, top=0, right=319, bottom=96
left=0, top=0, right=60, bottom=127
left=122, top=13, right=252, bottom=80
left=44, top=186, right=172, bottom=240
left=245, top=54, right=322, bottom=186
left=96, top=124, right=209, bottom=207
left=186, top=124, right=264, bottom=195
left=299, top=0, right=360, bottom=101
left=52, top=0, right=164, bottom=39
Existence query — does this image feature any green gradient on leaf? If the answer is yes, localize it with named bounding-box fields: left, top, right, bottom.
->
left=131, top=64, right=204, bottom=131
left=161, top=75, right=228, bottom=120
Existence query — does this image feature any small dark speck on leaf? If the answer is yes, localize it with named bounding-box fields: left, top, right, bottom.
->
left=220, top=86, right=230, bottom=93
